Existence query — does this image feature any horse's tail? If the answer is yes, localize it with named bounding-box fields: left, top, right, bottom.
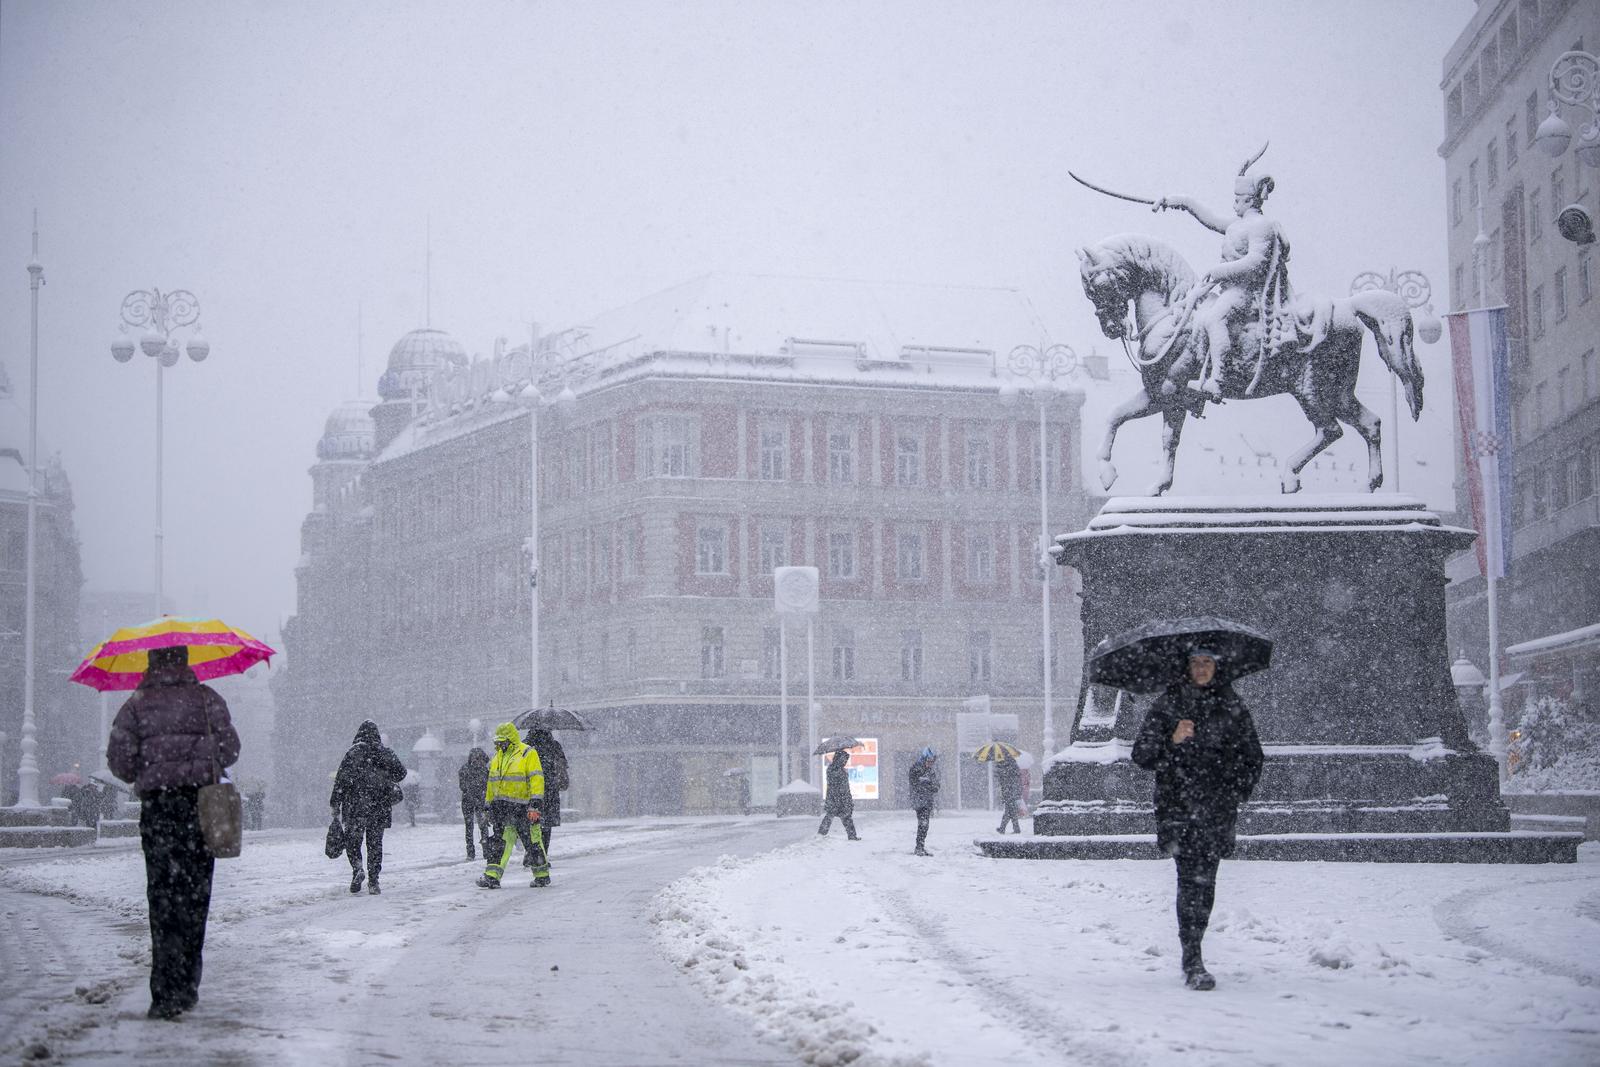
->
left=1354, top=293, right=1424, bottom=419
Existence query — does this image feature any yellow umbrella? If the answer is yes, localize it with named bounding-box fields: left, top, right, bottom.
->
left=974, top=741, right=1020, bottom=763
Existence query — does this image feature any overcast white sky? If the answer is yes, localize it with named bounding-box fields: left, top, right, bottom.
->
left=0, top=0, right=1476, bottom=643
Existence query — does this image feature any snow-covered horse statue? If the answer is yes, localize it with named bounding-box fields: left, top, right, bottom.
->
left=1076, top=234, right=1423, bottom=495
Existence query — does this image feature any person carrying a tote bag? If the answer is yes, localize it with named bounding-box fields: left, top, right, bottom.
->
left=107, top=644, right=242, bottom=1021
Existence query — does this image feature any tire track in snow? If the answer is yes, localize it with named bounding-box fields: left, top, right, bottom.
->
left=1433, top=872, right=1600, bottom=987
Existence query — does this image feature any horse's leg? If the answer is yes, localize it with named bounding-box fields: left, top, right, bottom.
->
left=1151, top=406, right=1186, bottom=496
left=1281, top=392, right=1344, bottom=494
left=1097, top=388, right=1162, bottom=491
left=1337, top=391, right=1384, bottom=491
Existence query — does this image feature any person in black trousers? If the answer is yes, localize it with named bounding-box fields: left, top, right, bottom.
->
left=457, top=747, right=491, bottom=860
left=908, top=748, right=940, bottom=856
left=330, top=720, right=408, bottom=895
left=817, top=749, right=860, bottom=839
left=106, top=645, right=241, bottom=1021
left=995, top=756, right=1024, bottom=834
left=1131, top=650, right=1264, bottom=991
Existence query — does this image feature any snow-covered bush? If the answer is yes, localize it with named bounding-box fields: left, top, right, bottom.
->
left=1509, top=696, right=1600, bottom=792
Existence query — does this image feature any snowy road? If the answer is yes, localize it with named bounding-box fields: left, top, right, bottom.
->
left=0, top=817, right=814, bottom=1065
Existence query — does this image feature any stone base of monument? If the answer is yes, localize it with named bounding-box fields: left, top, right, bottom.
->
left=1032, top=494, right=1576, bottom=864
left=0, top=825, right=99, bottom=848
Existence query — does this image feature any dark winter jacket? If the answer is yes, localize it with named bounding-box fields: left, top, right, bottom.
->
left=107, top=653, right=241, bottom=799
left=824, top=752, right=854, bottom=816
left=329, top=721, right=408, bottom=829
left=1131, top=682, right=1265, bottom=858
left=995, top=759, right=1023, bottom=804
left=524, top=728, right=569, bottom=826
left=908, top=756, right=940, bottom=811
left=458, top=748, right=490, bottom=812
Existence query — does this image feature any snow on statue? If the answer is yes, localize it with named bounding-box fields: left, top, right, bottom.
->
left=1071, top=143, right=1425, bottom=496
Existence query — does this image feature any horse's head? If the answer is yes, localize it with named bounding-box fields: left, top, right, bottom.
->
left=1076, top=244, right=1130, bottom=340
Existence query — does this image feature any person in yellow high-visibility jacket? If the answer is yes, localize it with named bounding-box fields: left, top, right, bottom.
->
left=476, top=722, right=551, bottom=888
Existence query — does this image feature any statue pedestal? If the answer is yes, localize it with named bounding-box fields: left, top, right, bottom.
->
left=1013, top=495, right=1577, bottom=863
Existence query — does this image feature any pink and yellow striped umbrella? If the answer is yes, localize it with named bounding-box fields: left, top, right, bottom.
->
left=70, top=617, right=276, bottom=692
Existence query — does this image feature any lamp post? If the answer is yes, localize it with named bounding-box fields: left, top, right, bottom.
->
left=1347, top=269, right=1441, bottom=492
left=998, top=341, right=1079, bottom=766
left=110, top=288, right=210, bottom=617
left=1532, top=50, right=1600, bottom=244
left=14, top=214, right=45, bottom=810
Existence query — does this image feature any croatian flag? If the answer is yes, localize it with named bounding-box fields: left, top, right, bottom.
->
left=1446, top=306, right=1514, bottom=578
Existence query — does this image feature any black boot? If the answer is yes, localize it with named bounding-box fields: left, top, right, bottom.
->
left=1181, top=941, right=1215, bottom=990
left=350, top=870, right=364, bottom=894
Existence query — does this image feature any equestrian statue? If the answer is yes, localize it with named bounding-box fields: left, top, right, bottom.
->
left=1071, top=143, right=1423, bottom=496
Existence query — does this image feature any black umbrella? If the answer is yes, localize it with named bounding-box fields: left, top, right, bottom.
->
left=513, top=704, right=593, bottom=732
left=814, top=736, right=861, bottom=755
left=1087, top=615, right=1273, bottom=694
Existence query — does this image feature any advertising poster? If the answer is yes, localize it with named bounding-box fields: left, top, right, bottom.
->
left=846, top=738, right=878, bottom=801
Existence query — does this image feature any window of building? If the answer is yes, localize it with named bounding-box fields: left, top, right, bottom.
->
left=1487, top=139, right=1499, bottom=188
left=1526, top=88, right=1540, bottom=145
left=1558, top=368, right=1572, bottom=417
left=1481, top=42, right=1500, bottom=88
left=1553, top=166, right=1566, bottom=211
left=965, top=435, right=992, bottom=489
left=1580, top=255, right=1593, bottom=305
left=965, top=527, right=994, bottom=581
left=1454, top=264, right=1466, bottom=309
left=1490, top=228, right=1503, bottom=279
left=758, top=423, right=787, bottom=481
left=1575, top=443, right=1596, bottom=500
left=594, top=531, right=612, bottom=588
left=1469, top=159, right=1480, bottom=208
left=2, top=531, right=21, bottom=571
left=1452, top=179, right=1463, bottom=226
left=700, top=626, right=725, bottom=679
left=1552, top=459, right=1572, bottom=511
left=827, top=530, right=856, bottom=580
left=1556, top=267, right=1569, bottom=321
left=827, top=430, right=855, bottom=485
left=1449, top=86, right=1463, bottom=128
left=1583, top=349, right=1597, bottom=401
left=896, top=528, right=925, bottom=581
left=1501, top=12, right=1520, bottom=60
left=695, top=525, right=728, bottom=575
left=589, top=425, right=613, bottom=488
left=895, top=432, right=922, bottom=486
left=900, top=628, right=923, bottom=682
left=1506, top=114, right=1519, bottom=166
left=1535, top=380, right=1548, bottom=429
left=762, top=626, right=782, bottom=680
left=641, top=415, right=695, bottom=478
left=1531, top=285, right=1546, bottom=339
left=1533, top=465, right=1549, bottom=519
left=598, top=632, right=610, bottom=683
left=1530, top=188, right=1544, bottom=240
left=625, top=629, right=637, bottom=677
left=968, top=630, right=992, bottom=686
left=831, top=626, right=855, bottom=681
left=759, top=525, right=788, bottom=573
left=621, top=525, right=642, bottom=578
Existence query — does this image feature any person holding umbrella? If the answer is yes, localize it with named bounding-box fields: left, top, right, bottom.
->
left=995, top=755, right=1024, bottom=835
left=817, top=744, right=860, bottom=840
left=522, top=725, right=569, bottom=863
left=1129, top=645, right=1265, bottom=991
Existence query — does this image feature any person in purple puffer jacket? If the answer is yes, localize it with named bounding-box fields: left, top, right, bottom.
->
left=107, top=645, right=240, bottom=1021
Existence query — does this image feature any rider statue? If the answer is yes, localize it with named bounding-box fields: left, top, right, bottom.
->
left=1153, top=149, right=1323, bottom=400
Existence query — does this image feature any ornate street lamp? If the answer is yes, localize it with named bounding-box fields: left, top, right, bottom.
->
left=998, top=341, right=1079, bottom=767
left=12, top=214, right=44, bottom=809
left=1532, top=50, right=1600, bottom=244
left=110, top=288, right=211, bottom=616
left=1348, top=269, right=1441, bottom=492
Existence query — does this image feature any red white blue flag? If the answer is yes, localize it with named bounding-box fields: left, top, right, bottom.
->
left=1446, top=306, right=1513, bottom=578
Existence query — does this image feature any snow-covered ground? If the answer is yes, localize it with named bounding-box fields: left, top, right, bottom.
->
left=3, top=811, right=1597, bottom=1066
left=654, top=810, right=1600, bottom=1067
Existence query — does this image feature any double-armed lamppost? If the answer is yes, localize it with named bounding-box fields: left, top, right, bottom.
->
left=110, top=289, right=210, bottom=617
left=1347, top=269, right=1442, bottom=492
left=998, top=341, right=1080, bottom=765
left=1532, top=49, right=1600, bottom=244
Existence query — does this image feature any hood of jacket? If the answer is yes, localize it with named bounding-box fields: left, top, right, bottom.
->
left=466, top=747, right=489, bottom=767
left=493, top=721, right=522, bottom=747
left=354, top=720, right=383, bottom=746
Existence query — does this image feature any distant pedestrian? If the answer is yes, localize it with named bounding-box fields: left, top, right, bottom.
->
left=908, top=747, right=940, bottom=856
left=995, top=757, right=1024, bottom=834
left=817, top=749, right=861, bottom=839
left=107, top=645, right=241, bottom=1021
left=401, top=776, right=419, bottom=827
left=330, top=720, right=408, bottom=896
left=522, top=726, right=568, bottom=862
left=1131, top=650, right=1264, bottom=991
left=457, top=747, right=491, bottom=861
left=477, top=722, right=550, bottom=889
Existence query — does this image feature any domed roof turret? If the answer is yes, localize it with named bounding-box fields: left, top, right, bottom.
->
left=377, top=328, right=467, bottom=402
left=317, top=399, right=376, bottom=461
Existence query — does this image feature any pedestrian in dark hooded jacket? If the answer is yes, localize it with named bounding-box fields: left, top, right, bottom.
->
left=908, top=747, right=940, bottom=856
left=817, top=749, right=861, bottom=839
left=329, top=720, right=407, bottom=895
left=1131, top=650, right=1264, bottom=991
left=457, top=747, right=491, bottom=861
left=995, top=756, right=1024, bottom=834
left=523, top=726, right=568, bottom=861
left=106, top=645, right=241, bottom=1021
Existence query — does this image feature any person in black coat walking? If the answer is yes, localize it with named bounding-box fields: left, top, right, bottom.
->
left=523, top=727, right=569, bottom=861
left=995, top=756, right=1024, bottom=834
left=457, top=748, right=491, bottom=860
left=329, top=720, right=408, bottom=895
left=1131, top=651, right=1264, bottom=991
left=908, top=747, right=940, bottom=856
left=817, top=749, right=860, bottom=839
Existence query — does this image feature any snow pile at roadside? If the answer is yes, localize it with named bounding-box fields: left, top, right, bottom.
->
left=653, top=810, right=1600, bottom=1067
